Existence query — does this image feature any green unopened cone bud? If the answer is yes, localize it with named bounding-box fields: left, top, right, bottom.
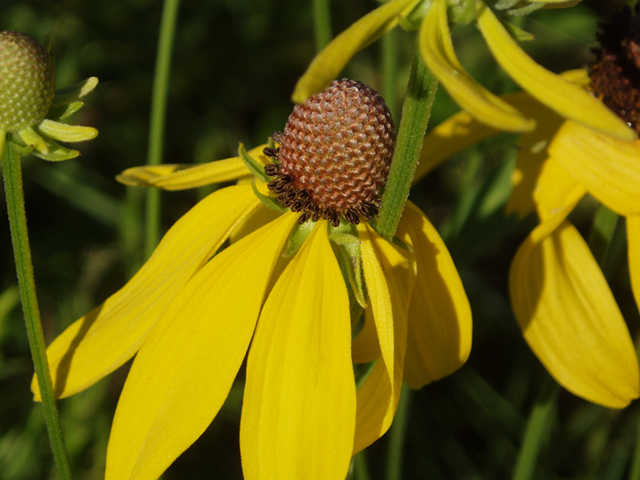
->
left=0, top=31, right=55, bottom=132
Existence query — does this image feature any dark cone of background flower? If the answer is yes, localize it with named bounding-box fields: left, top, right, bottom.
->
left=266, top=79, right=395, bottom=226
left=590, top=5, right=640, bottom=134
left=0, top=31, right=55, bottom=132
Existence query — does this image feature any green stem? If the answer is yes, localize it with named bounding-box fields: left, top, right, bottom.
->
left=385, top=384, right=411, bottom=480
left=2, top=142, right=72, bottom=480
left=512, top=373, right=558, bottom=480
left=353, top=450, right=372, bottom=480
left=587, top=204, right=619, bottom=268
left=629, top=416, right=640, bottom=480
left=381, top=28, right=399, bottom=122
left=376, top=42, right=438, bottom=240
left=145, top=0, right=181, bottom=258
left=312, top=0, right=332, bottom=52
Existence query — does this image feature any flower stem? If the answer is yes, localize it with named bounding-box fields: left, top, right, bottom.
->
left=312, top=0, right=332, bottom=52
left=2, top=142, right=72, bottom=480
left=512, top=372, right=558, bottom=480
left=145, top=0, right=181, bottom=258
left=381, top=28, right=399, bottom=122
left=385, top=384, right=411, bottom=480
left=629, top=417, right=640, bottom=480
left=376, top=41, right=438, bottom=240
left=353, top=450, right=372, bottom=480
left=587, top=204, right=619, bottom=268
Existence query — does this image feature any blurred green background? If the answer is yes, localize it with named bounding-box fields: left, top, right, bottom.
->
left=1, top=0, right=639, bottom=478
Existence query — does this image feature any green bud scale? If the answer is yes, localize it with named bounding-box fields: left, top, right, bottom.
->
left=0, top=31, right=55, bottom=132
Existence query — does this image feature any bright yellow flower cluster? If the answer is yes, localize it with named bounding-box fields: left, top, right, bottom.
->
left=293, top=0, right=634, bottom=139
left=33, top=145, right=471, bottom=478
left=30, top=1, right=640, bottom=479
left=416, top=69, right=640, bottom=408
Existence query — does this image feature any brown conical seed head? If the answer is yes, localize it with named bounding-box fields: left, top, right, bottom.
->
left=278, top=79, right=395, bottom=215
left=589, top=5, right=640, bottom=134
left=0, top=31, right=55, bottom=132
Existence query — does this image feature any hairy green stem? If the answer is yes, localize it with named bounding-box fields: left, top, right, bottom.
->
left=145, top=0, right=181, bottom=258
left=386, top=384, right=411, bottom=480
left=376, top=42, right=438, bottom=240
left=312, top=0, right=332, bottom=52
left=381, top=28, right=399, bottom=122
left=2, top=142, right=72, bottom=480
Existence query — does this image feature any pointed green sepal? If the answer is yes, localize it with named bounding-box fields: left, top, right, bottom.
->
left=18, top=126, right=48, bottom=154
left=282, top=220, right=316, bottom=258
left=239, top=143, right=269, bottom=183
left=51, top=77, right=99, bottom=107
left=47, top=101, right=85, bottom=121
left=32, top=137, right=80, bottom=161
left=37, top=119, right=98, bottom=143
left=250, top=179, right=286, bottom=213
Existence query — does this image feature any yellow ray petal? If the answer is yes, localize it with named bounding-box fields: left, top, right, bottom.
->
left=548, top=120, right=640, bottom=216
left=414, top=70, right=583, bottom=184
left=292, top=0, right=419, bottom=103
left=397, top=202, right=472, bottom=389
left=105, top=213, right=298, bottom=480
left=240, top=221, right=355, bottom=480
left=352, top=305, right=381, bottom=364
left=116, top=145, right=268, bottom=190
left=507, top=107, right=566, bottom=218
left=477, top=3, right=635, bottom=141
left=32, top=185, right=260, bottom=400
left=419, top=0, right=535, bottom=133
left=533, top=156, right=586, bottom=225
left=354, top=223, right=413, bottom=453
left=510, top=221, right=640, bottom=408
left=507, top=151, right=545, bottom=218
left=415, top=90, right=557, bottom=183
left=627, top=216, right=640, bottom=313
left=230, top=204, right=282, bottom=244
left=353, top=360, right=392, bottom=455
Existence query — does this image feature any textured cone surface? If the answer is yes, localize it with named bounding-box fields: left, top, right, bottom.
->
left=590, top=5, right=640, bottom=134
left=0, top=31, right=55, bottom=132
left=279, top=79, right=395, bottom=215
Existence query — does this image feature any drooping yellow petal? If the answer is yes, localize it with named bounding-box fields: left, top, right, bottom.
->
left=507, top=151, right=545, bottom=219
left=354, top=223, right=413, bottom=453
left=32, top=185, right=261, bottom=400
left=357, top=224, right=400, bottom=396
left=116, top=145, right=268, bottom=190
left=292, top=0, right=419, bottom=103
left=419, top=0, right=535, bottom=133
left=548, top=120, right=640, bottom=216
left=507, top=106, right=566, bottom=218
left=397, top=202, right=472, bottom=389
left=627, top=216, right=640, bottom=313
left=414, top=70, right=586, bottom=184
left=230, top=204, right=282, bottom=244
left=510, top=221, right=640, bottom=408
left=352, top=305, right=381, bottom=364
left=532, top=156, right=586, bottom=225
left=477, top=3, right=635, bottom=141
left=105, top=213, right=298, bottom=480
left=240, top=221, right=355, bottom=480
